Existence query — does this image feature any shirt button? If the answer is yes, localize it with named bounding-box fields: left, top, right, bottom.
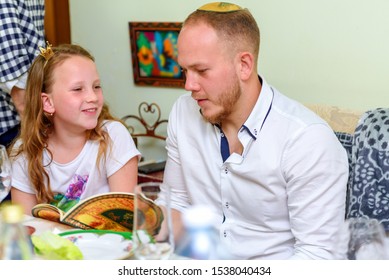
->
left=224, top=230, right=227, bottom=237
left=224, top=167, right=228, bottom=174
left=225, top=202, right=229, bottom=209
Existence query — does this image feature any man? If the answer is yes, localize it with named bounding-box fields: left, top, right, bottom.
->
left=0, top=0, right=45, bottom=146
left=0, top=0, right=45, bottom=202
left=163, top=2, right=348, bottom=259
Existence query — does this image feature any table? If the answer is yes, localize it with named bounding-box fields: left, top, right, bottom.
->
left=23, top=215, right=185, bottom=260
left=23, top=214, right=73, bottom=235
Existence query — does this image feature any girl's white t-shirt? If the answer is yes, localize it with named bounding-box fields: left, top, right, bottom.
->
left=11, top=120, right=140, bottom=199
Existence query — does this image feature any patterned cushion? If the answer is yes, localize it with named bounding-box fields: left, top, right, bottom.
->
left=347, top=108, right=389, bottom=231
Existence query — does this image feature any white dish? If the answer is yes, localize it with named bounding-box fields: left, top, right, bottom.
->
left=59, top=230, right=133, bottom=260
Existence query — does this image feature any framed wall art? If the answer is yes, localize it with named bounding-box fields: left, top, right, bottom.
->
left=129, top=22, right=184, bottom=88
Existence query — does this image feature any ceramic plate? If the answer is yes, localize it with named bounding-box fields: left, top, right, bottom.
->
left=59, top=230, right=133, bottom=260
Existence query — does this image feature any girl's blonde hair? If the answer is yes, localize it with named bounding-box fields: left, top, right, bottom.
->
left=11, top=44, right=117, bottom=203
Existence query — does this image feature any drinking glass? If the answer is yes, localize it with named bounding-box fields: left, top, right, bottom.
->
left=132, top=182, right=174, bottom=259
left=0, top=145, right=12, bottom=203
left=346, top=217, right=388, bottom=259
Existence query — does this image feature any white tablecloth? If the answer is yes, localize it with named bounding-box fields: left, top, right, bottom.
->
left=23, top=215, right=74, bottom=235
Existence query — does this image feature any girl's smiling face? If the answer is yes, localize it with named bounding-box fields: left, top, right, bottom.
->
left=42, top=55, right=104, bottom=134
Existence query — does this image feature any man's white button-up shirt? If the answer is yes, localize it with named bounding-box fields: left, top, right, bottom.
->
left=163, top=77, right=348, bottom=259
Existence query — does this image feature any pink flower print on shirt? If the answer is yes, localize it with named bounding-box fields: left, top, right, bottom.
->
left=65, top=174, right=89, bottom=200
left=55, top=174, right=89, bottom=212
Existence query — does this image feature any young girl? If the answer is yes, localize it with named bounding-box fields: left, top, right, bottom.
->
left=10, top=43, right=140, bottom=214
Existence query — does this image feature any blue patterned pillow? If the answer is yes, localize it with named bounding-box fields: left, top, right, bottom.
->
left=347, top=108, right=389, bottom=231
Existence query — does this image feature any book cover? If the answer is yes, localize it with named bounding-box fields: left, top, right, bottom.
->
left=31, top=192, right=163, bottom=233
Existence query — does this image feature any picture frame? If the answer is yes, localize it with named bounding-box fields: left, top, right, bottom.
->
left=129, top=22, right=184, bottom=88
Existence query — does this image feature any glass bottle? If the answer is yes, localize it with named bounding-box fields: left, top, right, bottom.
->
left=175, top=205, right=230, bottom=260
left=0, top=204, right=33, bottom=260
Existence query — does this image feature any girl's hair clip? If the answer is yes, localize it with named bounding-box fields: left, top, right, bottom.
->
left=197, top=2, right=243, bottom=13
left=39, top=41, right=54, bottom=61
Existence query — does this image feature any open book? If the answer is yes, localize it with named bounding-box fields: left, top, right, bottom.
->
left=31, top=192, right=163, bottom=232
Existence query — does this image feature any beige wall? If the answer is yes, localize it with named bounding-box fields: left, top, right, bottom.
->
left=69, top=0, right=389, bottom=121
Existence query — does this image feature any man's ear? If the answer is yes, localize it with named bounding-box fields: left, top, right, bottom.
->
left=238, top=52, right=254, bottom=81
left=41, top=93, right=55, bottom=114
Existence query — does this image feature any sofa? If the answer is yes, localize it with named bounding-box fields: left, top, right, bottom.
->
left=307, top=104, right=389, bottom=232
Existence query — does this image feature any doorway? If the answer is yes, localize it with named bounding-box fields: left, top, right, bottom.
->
left=45, top=0, right=71, bottom=45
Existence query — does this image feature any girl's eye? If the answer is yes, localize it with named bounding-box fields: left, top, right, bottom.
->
left=73, top=88, right=82, bottom=91
left=94, top=85, right=101, bottom=89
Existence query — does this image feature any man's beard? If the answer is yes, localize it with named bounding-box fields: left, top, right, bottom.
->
left=202, top=78, right=241, bottom=124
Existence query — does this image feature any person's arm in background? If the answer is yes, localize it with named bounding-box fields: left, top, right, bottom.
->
left=0, top=72, right=28, bottom=116
left=0, top=0, right=45, bottom=117
left=10, top=86, right=25, bottom=117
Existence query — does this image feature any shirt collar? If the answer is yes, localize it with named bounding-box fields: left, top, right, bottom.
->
left=213, top=75, right=274, bottom=138
left=241, top=75, right=274, bottom=139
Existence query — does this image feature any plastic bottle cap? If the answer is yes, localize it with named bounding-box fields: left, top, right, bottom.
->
left=1, top=204, right=24, bottom=224
left=182, top=205, right=217, bottom=228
